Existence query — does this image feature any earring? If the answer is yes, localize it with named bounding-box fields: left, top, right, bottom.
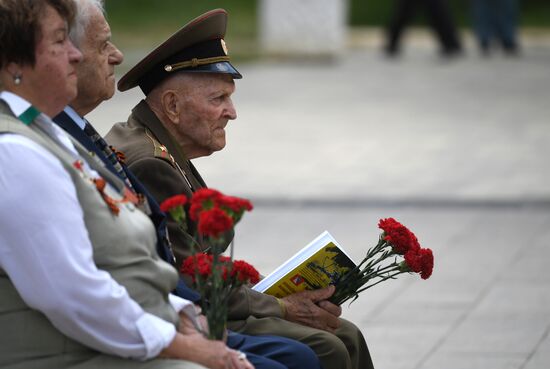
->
left=14, top=74, right=22, bottom=85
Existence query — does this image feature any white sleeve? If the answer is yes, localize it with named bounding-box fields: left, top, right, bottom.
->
left=169, top=293, right=202, bottom=329
left=0, top=134, right=175, bottom=360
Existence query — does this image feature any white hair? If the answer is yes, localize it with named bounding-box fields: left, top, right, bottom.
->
left=69, top=0, right=105, bottom=47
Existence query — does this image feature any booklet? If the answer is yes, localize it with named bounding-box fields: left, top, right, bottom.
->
left=252, top=231, right=357, bottom=298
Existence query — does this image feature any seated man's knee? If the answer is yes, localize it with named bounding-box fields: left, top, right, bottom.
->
left=336, top=319, right=367, bottom=354
left=310, top=330, right=351, bottom=368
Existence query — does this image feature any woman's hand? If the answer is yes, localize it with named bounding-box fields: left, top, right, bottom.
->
left=159, top=332, right=254, bottom=369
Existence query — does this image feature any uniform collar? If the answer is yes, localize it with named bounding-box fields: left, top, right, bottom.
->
left=0, top=92, right=93, bottom=169
left=132, top=100, right=190, bottom=168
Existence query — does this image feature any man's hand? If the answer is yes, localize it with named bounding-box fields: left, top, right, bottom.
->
left=159, top=332, right=254, bottom=369
left=281, top=285, right=342, bottom=332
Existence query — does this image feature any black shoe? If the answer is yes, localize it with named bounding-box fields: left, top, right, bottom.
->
left=384, top=44, right=401, bottom=58
left=503, top=44, right=520, bottom=57
left=440, top=46, right=463, bottom=59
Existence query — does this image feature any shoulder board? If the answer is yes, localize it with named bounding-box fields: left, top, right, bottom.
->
left=145, top=129, right=177, bottom=168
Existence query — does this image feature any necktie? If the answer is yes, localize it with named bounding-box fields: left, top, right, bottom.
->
left=83, top=121, right=134, bottom=190
left=84, top=120, right=179, bottom=269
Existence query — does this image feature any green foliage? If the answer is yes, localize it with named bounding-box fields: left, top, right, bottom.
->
left=103, top=0, right=548, bottom=64
left=105, top=0, right=258, bottom=60
left=349, top=0, right=393, bottom=26
left=522, top=0, right=550, bottom=26
left=349, top=0, right=550, bottom=27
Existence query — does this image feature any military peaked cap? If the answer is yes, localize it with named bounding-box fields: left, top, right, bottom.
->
left=118, top=8, right=242, bottom=94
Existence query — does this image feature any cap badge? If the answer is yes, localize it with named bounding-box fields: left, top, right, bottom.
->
left=221, top=39, right=228, bottom=55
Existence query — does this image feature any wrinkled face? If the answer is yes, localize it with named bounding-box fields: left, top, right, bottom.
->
left=20, top=5, right=82, bottom=116
left=176, top=73, right=237, bottom=156
left=75, top=5, right=123, bottom=109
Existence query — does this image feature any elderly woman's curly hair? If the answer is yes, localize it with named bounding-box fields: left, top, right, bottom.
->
left=0, top=0, right=75, bottom=70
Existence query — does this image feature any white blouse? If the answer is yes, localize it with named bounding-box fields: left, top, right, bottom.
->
left=0, top=92, right=196, bottom=360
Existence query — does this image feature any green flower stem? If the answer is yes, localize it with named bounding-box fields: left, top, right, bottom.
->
left=201, top=237, right=230, bottom=340
left=358, top=238, right=396, bottom=272
left=339, top=257, right=397, bottom=294
left=360, top=237, right=387, bottom=265
left=358, top=259, right=399, bottom=280
left=331, top=257, right=402, bottom=305
left=354, top=270, right=403, bottom=294
left=337, top=238, right=391, bottom=287
left=337, top=270, right=403, bottom=305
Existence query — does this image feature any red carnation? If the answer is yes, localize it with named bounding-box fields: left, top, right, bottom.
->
left=216, top=256, right=233, bottom=281
left=220, top=196, right=253, bottom=213
left=418, top=248, right=434, bottom=280
left=159, top=194, right=188, bottom=213
left=177, top=188, right=255, bottom=341
left=403, top=248, right=434, bottom=280
left=193, top=188, right=223, bottom=203
left=197, top=208, right=234, bottom=238
left=378, top=218, right=400, bottom=233
left=218, top=255, right=231, bottom=263
left=218, top=195, right=254, bottom=223
left=181, top=253, right=213, bottom=282
left=181, top=253, right=260, bottom=285
left=231, top=260, right=260, bottom=284
left=404, top=249, right=422, bottom=273
left=331, top=218, right=435, bottom=306
left=189, top=202, right=203, bottom=222
left=189, top=189, right=223, bottom=221
left=378, top=217, right=420, bottom=255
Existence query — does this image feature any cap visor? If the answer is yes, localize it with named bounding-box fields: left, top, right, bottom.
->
left=184, top=61, right=242, bottom=79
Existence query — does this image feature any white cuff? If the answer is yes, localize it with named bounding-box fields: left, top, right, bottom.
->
left=168, top=293, right=201, bottom=332
left=135, top=313, right=177, bottom=360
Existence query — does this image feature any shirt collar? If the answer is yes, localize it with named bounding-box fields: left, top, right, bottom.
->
left=64, top=105, right=87, bottom=130
left=0, top=92, right=101, bottom=179
left=0, top=91, right=78, bottom=156
left=0, top=91, right=32, bottom=117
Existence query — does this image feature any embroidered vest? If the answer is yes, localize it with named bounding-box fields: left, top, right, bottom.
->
left=0, top=110, right=178, bottom=368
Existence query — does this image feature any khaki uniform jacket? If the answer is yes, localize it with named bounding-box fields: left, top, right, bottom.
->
left=106, top=100, right=283, bottom=321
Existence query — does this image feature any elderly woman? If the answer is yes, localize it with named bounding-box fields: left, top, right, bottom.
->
left=0, top=1, right=251, bottom=368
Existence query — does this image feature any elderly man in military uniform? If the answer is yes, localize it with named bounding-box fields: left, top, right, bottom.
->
left=107, top=9, right=374, bottom=369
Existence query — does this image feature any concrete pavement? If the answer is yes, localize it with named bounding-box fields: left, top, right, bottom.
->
left=89, top=32, right=550, bottom=369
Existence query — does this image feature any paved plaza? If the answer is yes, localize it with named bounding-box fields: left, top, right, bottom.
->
left=90, top=31, right=550, bottom=369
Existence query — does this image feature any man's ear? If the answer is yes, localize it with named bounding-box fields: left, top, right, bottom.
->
left=161, top=90, right=180, bottom=124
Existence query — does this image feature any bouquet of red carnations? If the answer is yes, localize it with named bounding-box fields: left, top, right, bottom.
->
left=160, top=189, right=257, bottom=340
left=330, top=218, right=434, bottom=305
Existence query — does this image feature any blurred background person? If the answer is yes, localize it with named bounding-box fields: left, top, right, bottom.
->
left=385, top=0, right=463, bottom=57
left=471, top=0, right=520, bottom=55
